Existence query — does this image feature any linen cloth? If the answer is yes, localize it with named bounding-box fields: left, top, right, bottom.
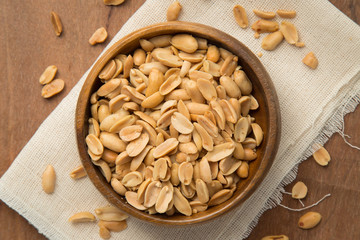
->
left=1, top=0, right=359, bottom=239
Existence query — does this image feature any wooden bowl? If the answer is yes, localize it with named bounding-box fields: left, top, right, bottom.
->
left=76, top=21, right=281, bottom=225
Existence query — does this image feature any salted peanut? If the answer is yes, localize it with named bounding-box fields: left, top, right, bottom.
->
left=131, top=145, right=152, bottom=171
left=144, top=166, right=154, bottom=179
left=298, top=212, right=322, bottom=229
left=219, top=48, right=233, bottom=60
left=219, top=99, right=238, bottom=124
left=108, top=94, right=129, bottom=113
left=186, top=103, right=210, bottom=116
left=42, top=165, right=56, bottom=194
left=243, top=148, right=257, bottom=161
left=209, top=161, right=219, bottom=179
left=157, top=109, right=177, bottom=129
left=171, top=34, right=198, bottom=53
left=121, top=85, right=146, bottom=105
left=156, top=132, right=165, bottom=146
left=133, top=49, right=146, bottom=66
left=261, top=31, right=284, bottom=51
left=160, top=100, right=177, bottom=115
left=170, top=112, right=194, bottom=134
left=185, top=80, right=206, bottom=103
left=179, top=60, right=191, bottom=77
left=159, top=74, right=181, bottom=95
left=220, top=76, right=241, bottom=98
left=89, top=118, right=100, bottom=137
left=209, top=100, right=226, bottom=130
left=169, top=163, right=180, bottom=186
left=239, top=96, right=251, bottom=116
left=133, top=111, right=156, bottom=129
left=190, top=200, right=208, bottom=213
left=204, top=142, right=235, bottom=162
left=98, top=220, right=127, bottom=232
left=292, top=181, right=308, bottom=199
left=141, top=92, right=164, bottom=109
left=214, top=86, right=226, bottom=100
left=167, top=1, right=182, bottom=21
left=261, top=235, right=289, bottom=240
left=123, top=55, right=133, bottom=79
left=139, top=62, right=168, bottom=75
left=86, top=134, right=104, bottom=155
left=153, top=158, right=169, bottom=180
left=207, top=180, right=223, bottom=197
left=111, top=178, right=127, bottom=196
left=133, top=69, right=149, bottom=86
left=203, top=60, right=221, bottom=77
left=100, top=132, right=126, bottom=153
left=195, top=179, right=210, bottom=203
left=249, top=95, right=259, bottom=110
left=193, top=123, right=213, bottom=151
left=236, top=161, right=248, bottom=178
left=144, top=180, right=162, bottom=207
left=136, top=178, right=152, bottom=203
left=178, top=162, right=194, bottom=185
left=250, top=123, right=263, bottom=146
left=253, top=9, right=276, bottom=19
left=88, top=148, right=102, bottom=161
left=89, top=27, right=107, bottom=45
left=50, top=11, right=62, bottom=36
left=206, top=45, right=220, bottom=62
left=234, top=70, right=253, bottom=95
left=70, top=165, right=87, bottom=179
left=173, top=187, right=192, bottom=216
left=112, top=59, right=124, bottom=78
left=178, top=52, right=204, bottom=63
left=139, top=39, right=155, bottom=52
left=95, top=205, right=128, bottom=222
left=312, top=145, right=330, bottom=166
left=109, top=115, right=136, bottom=133
left=280, top=21, right=298, bottom=45
left=208, top=189, right=233, bottom=206
left=242, top=137, right=257, bottom=149
left=220, top=56, right=238, bottom=76
left=93, top=160, right=112, bottom=182
left=189, top=70, right=212, bottom=81
left=232, top=142, right=244, bottom=160
left=41, top=79, right=65, bottom=98
left=155, top=51, right=183, bottom=68
left=39, top=65, right=57, bottom=85
left=125, top=191, right=147, bottom=210
left=98, top=105, right=110, bottom=123
left=68, top=212, right=96, bottom=223
left=155, top=186, right=173, bottom=213
left=102, top=149, right=117, bottom=165
left=205, top=111, right=216, bottom=126
left=197, top=115, right=219, bottom=138
left=199, top=157, right=212, bottom=183
left=252, top=20, right=279, bottom=33
left=177, top=100, right=190, bottom=121
left=192, top=128, right=203, bottom=152
left=197, top=78, right=217, bottom=101
left=98, top=79, right=120, bottom=96
left=122, top=171, right=143, bottom=187
left=219, top=157, right=242, bottom=176
left=126, top=133, right=149, bottom=157
left=277, top=9, right=296, bottom=18
left=122, top=102, right=139, bottom=111
left=149, top=35, right=172, bottom=48
left=302, top=52, right=318, bottom=69
left=233, top=5, right=248, bottom=29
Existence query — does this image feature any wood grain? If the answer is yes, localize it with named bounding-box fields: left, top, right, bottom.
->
left=0, top=0, right=358, bottom=239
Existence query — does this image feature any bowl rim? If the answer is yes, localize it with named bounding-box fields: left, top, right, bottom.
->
left=76, top=21, right=281, bottom=225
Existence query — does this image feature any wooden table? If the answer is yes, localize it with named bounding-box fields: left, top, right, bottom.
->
left=0, top=1, right=358, bottom=239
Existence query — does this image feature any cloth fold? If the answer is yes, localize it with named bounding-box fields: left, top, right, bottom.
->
left=1, top=0, right=359, bottom=239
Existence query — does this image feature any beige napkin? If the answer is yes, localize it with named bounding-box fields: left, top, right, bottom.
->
left=1, top=0, right=359, bottom=239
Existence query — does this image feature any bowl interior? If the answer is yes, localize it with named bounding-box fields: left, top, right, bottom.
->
left=76, top=21, right=280, bottom=225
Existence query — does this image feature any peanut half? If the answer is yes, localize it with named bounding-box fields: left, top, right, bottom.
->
left=312, top=145, right=330, bottom=166
left=253, top=9, right=276, bottom=19
left=89, top=27, right=108, bottom=45
left=41, top=79, right=65, bottom=98
left=276, top=9, right=297, bottom=19
left=261, top=235, right=289, bottom=240
left=167, top=1, right=182, bottom=21
left=291, top=181, right=307, bottom=199
left=233, top=5, right=249, bottom=29
left=298, top=211, right=322, bottom=229
left=39, top=65, right=57, bottom=85
left=42, top=165, right=56, bottom=194
left=68, top=212, right=96, bottom=223
left=302, top=52, right=319, bottom=70
left=50, top=11, right=62, bottom=36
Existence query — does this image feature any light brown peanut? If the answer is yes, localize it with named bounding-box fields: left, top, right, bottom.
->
left=233, top=5, right=248, bottom=29
left=261, top=31, right=284, bottom=51
left=167, top=1, right=182, bottom=21
left=302, top=52, right=319, bottom=69
left=253, top=9, right=276, bottom=19
left=50, top=11, right=62, bottom=36
left=89, top=27, right=108, bottom=45
left=277, top=9, right=296, bottom=18
left=298, top=212, right=322, bottom=229
left=41, top=79, right=65, bottom=98
left=103, top=0, right=125, bottom=5
left=39, top=65, right=57, bottom=85
left=42, top=165, right=56, bottom=194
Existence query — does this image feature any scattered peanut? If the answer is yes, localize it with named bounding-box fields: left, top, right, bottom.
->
left=39, top=65, right=57, bottom=85
left=261, top=235, right=289, bottom=240
left=50, top=11, right=62, bottom=36
left=291, top=181, right=307, bottom=199
left=302, top=52, right=319, bottom=69
left=42, top=165, right=56, bottom=194
left=68, top=212, right=96, bottom=223
left=70, top=165, right=87, bottom=179
left=103, top=0, right=125, bottom=6
left=298, top=211, right=322, bottom=229
left=261, top=31, right=284, bottom=51
left=89, top=27, right=108, bottom=45
left=41, top=79, right=65, bottom=98
left=253, top=9, right=276, bottom=19
left=312, top=145, right=330, bottom=166
left=233, top=5, right=249, bottom=29
left=276, top=9, right=297, bottom=19
left=167, top=1, right=182, bottom=21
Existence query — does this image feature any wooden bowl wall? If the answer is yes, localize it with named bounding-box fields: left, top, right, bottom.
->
left=76, top=21, right=281, bottom=225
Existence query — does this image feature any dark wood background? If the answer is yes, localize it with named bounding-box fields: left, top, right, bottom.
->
left=0, top=1, right=359, bottom=239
